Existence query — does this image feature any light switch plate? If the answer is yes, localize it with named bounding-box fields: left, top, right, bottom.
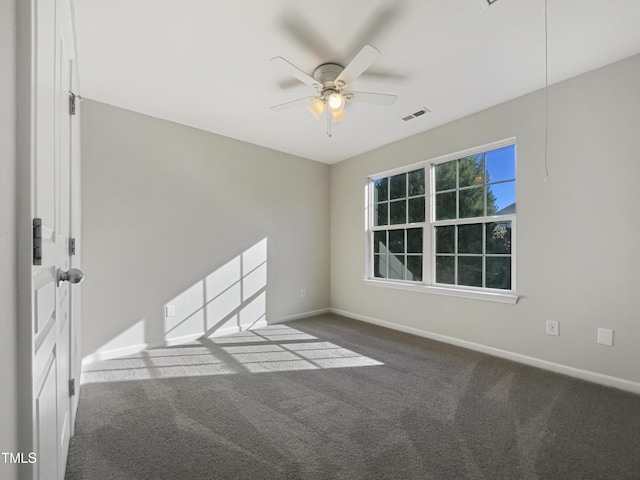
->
left=597, top=328, right=614, bottom=346
left=165, top=304, right=176, bottom=318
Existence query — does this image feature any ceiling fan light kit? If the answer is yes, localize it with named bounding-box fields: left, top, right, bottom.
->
left=270, top=44, right=398, bottom=137
left=327, top=92, right=345, bottom=113
left=331, top=109, right=346, bottom=122
left=308, top=99, right=326, bottom=119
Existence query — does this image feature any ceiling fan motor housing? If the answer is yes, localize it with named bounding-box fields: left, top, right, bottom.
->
left=313, top=63, right=345, bottom=92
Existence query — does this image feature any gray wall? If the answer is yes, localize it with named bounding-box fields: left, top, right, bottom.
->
left=0, top=0, right=18, bottom=478
left=330, top=54, right=640, bottom=384
left=81, top=100, right=330, bottom=358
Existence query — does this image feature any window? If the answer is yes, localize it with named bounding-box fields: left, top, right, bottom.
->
left=372, top=169, right=426, bottom=282
left=367, top=140, right=516, bottom=301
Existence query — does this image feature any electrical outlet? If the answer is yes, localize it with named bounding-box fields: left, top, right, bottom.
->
left=546, top=320, right=559, bottom=336
left=300, top=289, right=307, bottom=298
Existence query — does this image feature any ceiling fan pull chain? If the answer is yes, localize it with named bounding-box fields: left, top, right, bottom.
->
left=326, top=109, right=332, bottom=138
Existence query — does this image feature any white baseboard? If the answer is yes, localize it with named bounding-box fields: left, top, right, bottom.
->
left=82, top=309, right=328, bottom=366
left=270, top=308, right=331, bottom=324
left=207, top=321, right=268, bottom=338
left=82, top=343, right=149, bottom=365
left=81, top=320, right=269, bottom=366
left=330, top=308, right=640, bottom=395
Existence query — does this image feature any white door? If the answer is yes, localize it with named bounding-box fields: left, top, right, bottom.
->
left=31, top=0, right=80, bottom=478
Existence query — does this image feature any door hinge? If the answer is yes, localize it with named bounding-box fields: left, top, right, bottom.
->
left=69, top=92, right=81, bottom=115
left=69, top=237, right=76, bottom=256
left=33, top=218, right=42, bottom=265
left=69, top=378, right=76, bottom=397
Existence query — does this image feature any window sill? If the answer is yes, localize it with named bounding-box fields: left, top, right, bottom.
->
left=363, top=279, right=519, bottom=304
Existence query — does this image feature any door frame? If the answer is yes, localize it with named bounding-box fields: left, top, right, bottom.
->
left=16, top=0, right=37, bottom=474
left=16, top=0, right=82, bottom=477
left=69, top=62, right=82, bottom=433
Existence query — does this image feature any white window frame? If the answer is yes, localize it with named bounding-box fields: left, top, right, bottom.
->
left=365, top=138, right=518, bottom=304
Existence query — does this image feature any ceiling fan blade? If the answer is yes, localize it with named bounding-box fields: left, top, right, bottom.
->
left=270, top=57, right=321, bottom=90
left=346, top=91, right=397, bottom=106
left=278, top=10, right=339, bottom=60
left=359, top=69, right=408, bottom=82
left=346, top=4, right=405, bottom=56
left=269, top=96, right=318, bottom=111
left=334, top=45, right=381, bottom=88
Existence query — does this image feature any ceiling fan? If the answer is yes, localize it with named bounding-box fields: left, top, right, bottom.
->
left=269, top=45, right=398, bottom=136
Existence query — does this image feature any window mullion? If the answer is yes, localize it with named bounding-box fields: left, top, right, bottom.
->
left=482, top=152, right=487, bottom=217
left=455, top=160, right=460, bottom=222
left=482, top=220, right=486, bottom=288
left=372, top=222, right=426, bottom=231
left=451, top=225, right=456, bottom=286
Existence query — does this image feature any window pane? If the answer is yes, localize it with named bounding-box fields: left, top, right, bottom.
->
left=388, top=229, right=405, bottom=253
left=485, top=145, right=515, bottom=183
left=408, top=169, right=425, bottom=196
left=389, top=200, right=406, bottom=224
left=486, top=257, right=511, bottom=289
left=487, top=181, right=516, bottom=215
left=374, top=178, right=388, bottom=203
left=406, top=255, right=423, bottom=281
left=375, top=202, right=388, bottom=226
left=458, top=223, right=482, bottom=254
left=435, top=226, right=455, bottom=254
left=408, top=197, right=425, bottom=223
left=486, top=222, right=511, bottom=254
left=390, top=173, right=406, bottom=200
left=458, top=155, right=485, bottom=188
left=388, top=254, right=405, bottom=280
left=407, top=228, right=422, bottom=253
left=435, top=161, right=456, bottom=191
left=486, top=187, right=498, bottom=216
left=435, top=192, right=456, bottom=220
left=374, top=254, right=388, bottom=278
left=373, top=231, right=386, bottom=254
left=459, top=187, right=484, bottom=218
left=458, top=256, right=482, bottom=287
left=435, top=256, right=455, bottom=284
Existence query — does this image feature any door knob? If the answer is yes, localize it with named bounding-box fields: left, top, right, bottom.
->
left=57, top=268, right=84, bottom=286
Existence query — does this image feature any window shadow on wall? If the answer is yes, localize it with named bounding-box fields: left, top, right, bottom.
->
left=163, top=238, right=269, bottom=345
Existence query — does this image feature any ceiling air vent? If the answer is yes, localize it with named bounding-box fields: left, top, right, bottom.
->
left=402, top=107, right=431, bottom=122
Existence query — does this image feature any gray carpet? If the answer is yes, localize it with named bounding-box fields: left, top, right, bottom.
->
left=65, top=314, right=640, bottom=480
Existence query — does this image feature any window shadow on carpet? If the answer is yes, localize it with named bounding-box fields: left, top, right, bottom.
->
left=81, top=324, right=384, bottom=384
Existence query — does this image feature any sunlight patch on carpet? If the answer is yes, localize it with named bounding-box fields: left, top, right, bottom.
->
left=81, top=325, right=383, bottom=384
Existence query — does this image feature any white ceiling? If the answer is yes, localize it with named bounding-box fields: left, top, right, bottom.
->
left=73, top=0, right=640, bottom=164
